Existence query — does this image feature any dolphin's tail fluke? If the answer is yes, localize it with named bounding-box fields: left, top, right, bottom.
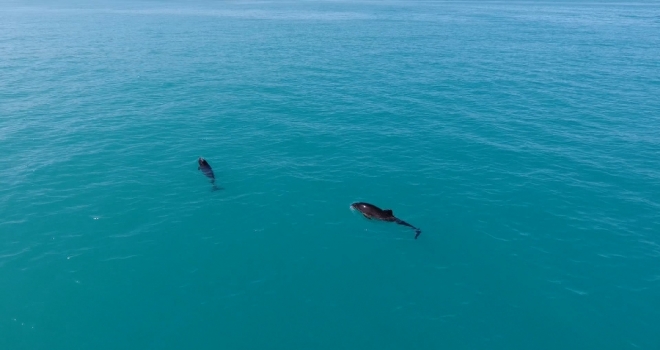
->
left=395, top=219, right=421, bottom=239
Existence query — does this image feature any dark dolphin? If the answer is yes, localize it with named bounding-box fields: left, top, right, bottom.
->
left=198, top=157, right=218, bottom=190
left=351, top=202, right=421, bottom=239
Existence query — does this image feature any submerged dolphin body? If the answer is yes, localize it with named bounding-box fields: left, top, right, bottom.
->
left=351, top=202, right=421, bottom=239
left=198, top=157, right=218, bottom=190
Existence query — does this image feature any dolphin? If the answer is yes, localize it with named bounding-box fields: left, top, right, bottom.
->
left=198, top=157, right=218, bottom=190
left=351, top=202, right=421, bottom=239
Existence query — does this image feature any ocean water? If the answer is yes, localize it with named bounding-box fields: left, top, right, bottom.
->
left=1, top=1, right=659, bottom=349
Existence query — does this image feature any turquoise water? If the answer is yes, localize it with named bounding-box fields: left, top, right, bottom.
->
left=2, top=1, right=660, bottom=349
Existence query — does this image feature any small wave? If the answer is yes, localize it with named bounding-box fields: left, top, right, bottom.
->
left=0, top=247, right=31, bottom=260
left=565, top=287, right=588, bottom=296
left=101, top=255, right=140, bottom=262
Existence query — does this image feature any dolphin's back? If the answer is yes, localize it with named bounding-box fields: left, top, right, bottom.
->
left=198, top=158, right=216, bottom=184
left=201, top=166, right=214, bottom=180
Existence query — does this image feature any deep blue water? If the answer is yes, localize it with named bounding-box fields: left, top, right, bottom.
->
left=1, top=1, right=660, bottom=349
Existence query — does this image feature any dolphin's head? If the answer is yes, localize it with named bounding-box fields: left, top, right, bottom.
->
left=351, top=202, right=394, bottom=220
left=351, top=202, right=372, bottom=213
left=198, top=157, right=206, bottom=166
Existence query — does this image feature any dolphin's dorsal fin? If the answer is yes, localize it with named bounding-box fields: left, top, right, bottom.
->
left=384, top=209, right=393, bottom=216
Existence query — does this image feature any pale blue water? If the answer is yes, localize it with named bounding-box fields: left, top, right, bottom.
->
left=2, top=1, right=660, bottom=349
